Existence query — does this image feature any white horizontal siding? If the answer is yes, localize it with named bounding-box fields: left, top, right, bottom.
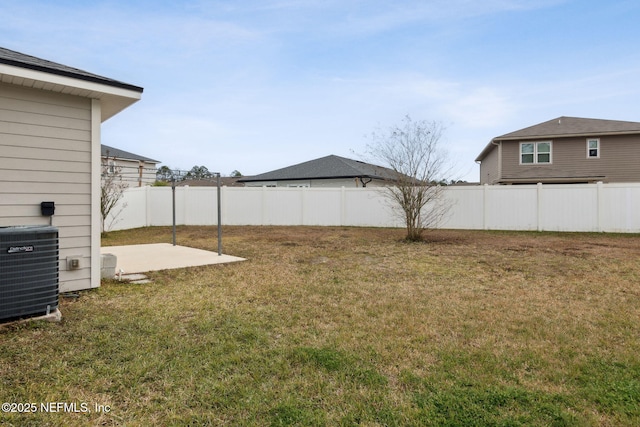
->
left=2, top=144, right=90, bottom=162
left=0, top=169, right=90, bottom=184
left=1, top=181, right=90, bottom=194
left=1, top=132, right=90, bottom=151
left=1, top=82, right=91, bottom=117
left=0, top=82, right=93, bottom=292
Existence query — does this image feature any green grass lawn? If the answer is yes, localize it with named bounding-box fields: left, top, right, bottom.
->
left=1, top=226, right=639, bottom=426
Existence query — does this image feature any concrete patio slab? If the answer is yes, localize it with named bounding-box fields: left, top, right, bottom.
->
left=100, top=243, right=246, bottom=274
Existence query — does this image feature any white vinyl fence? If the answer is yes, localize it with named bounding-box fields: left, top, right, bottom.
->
left=107, top=183, right=640, bottom=233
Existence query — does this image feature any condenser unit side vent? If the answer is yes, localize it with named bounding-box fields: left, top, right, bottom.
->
left=0, top=226, right=59, bottom=322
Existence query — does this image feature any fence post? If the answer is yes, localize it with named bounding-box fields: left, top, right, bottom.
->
left=537, top=182, right=543, bottom=232
left=301, top=186, right=307, bottom=225
left=145, top=185, right=152, bottom=227
left=261, top=186, right=267, bottom=226
left=172, top=179, right=176, bottom=246
left=597, top=181, right=604, bottom=232
left=483, top=184, right=488, bottom=230
left=341, top=187, right=346, bottom=226
left=182, top=185, right=188, bottom=226
left=217, top=173, right=222, bottom=255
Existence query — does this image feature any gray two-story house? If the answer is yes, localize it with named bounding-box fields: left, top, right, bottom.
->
left=476, top=116, right=640, bottom=184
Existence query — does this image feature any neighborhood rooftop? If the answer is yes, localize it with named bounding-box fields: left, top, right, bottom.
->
left=238, top=155, right=399, bottom=182
left=497, top=116, right=640, bottom=139
left=0, top=47, right=143, bottom=92
left=476, top=116, right=640, bottom=162
left=102, top=144, right=159, bottom=163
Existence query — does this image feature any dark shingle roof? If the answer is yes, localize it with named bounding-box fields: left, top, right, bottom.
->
left=238, top=155, right=399, bottom=182
left=101, top=144, right=159, bottom=163
left=476, top=116, right=640, bottom=161
left=0, top=46, right=143, bottom=93
left=496, top=116, right=640, bottom=140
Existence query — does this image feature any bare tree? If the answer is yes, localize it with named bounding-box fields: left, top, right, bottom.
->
left=101, top=153, right=128, bottom=233
left=366, top=115, right=453, bottom=241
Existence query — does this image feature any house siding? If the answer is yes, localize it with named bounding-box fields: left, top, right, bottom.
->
left=308, top=178, right=387, bottom=188
left=479, top=143, right=500, bottom=184
left=106, top=158, right=157, bottom=186
left=0, top=82, right=93, bottom=292
left=500, top=135, right=640, bottom=183
left=244, top=178, right=388, bottom=188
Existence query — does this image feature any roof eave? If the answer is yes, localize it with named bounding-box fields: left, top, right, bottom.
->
left=0, top=62, right=142, bottom=122
left=238, top=175, right=388, bottom=183
left=0, top=56, right=143, bottom=92
left=496, top=130, right=640, bottom=141
left=498, top=176, right=606, bottom=184
left=112, top=156, right=160, bottom=164
left=475, top=139, right=498, bottom=162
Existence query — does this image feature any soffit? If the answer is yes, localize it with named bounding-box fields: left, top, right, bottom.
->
left=0, top=62, right=142, bottom=122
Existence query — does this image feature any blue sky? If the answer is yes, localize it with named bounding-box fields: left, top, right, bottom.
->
left=2, top=0, right=639, bottom=180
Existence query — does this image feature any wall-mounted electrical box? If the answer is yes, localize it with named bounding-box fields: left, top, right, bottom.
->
left=67, top=256, right=82, bottom=270
left=41, top=202, right=55, bottom=216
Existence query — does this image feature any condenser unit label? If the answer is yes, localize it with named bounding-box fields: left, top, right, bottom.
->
left=7, top=246, right=34, bottom=254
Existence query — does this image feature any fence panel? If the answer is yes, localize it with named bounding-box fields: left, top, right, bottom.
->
left=600, top=183, right=640, bottom=232
left=302, top=188, right=342, bottom=226
left=484, top=185, right=538, bottom=231
left=223, top=187, right=264, bottom=225
left=343, top=188, right=399, bottom=227
left=262, top=188, right=304, bottom=225
left=539, top=184, right=599, bottom=232
left=183, top=187, right=217, bottom=225
left=441, top=186, right=484, bottom=230
left=147, top=187, right=175, bottom=226
left=107, top=183, right=640, bottom=233
left=106, top=186, right=147, bottom=230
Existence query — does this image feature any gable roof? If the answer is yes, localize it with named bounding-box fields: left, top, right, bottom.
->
left=0, top=46, right=143, bottom=121
left=476, top=116, right=640, bottom=161
left=101, top=144, right=159, bottom=164
left=238, top=155, right=399, bottom=182
left=497, top=116, right=640, bottom=139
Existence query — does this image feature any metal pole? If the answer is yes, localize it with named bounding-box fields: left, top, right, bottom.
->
left=172, top=177, right=176, bottom=246
left=216, top=173, right=222, bottom=256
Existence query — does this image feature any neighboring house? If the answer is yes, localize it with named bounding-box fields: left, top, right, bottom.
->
left=101, top=144, right=159, bottom=187
left=0, top=46, right=142, bottom=292
left=476, top=116, right=640, bottom=184
left=238, top=155, right=399, bottom=188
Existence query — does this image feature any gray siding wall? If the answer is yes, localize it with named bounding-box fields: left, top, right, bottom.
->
left=479, top=144, right=500, bottom=184
left=500, top=135, right=640, bottom=183
left=0, top=83, right=92, bottom=292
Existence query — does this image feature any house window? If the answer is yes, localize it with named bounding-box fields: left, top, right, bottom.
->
left=587, top=138, right=600, bottom=158
left=520, top=141, right=551, bottom=164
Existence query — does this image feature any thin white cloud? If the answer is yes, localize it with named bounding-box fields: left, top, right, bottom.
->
left=288, top=0, right=569, bottom=37
left=442, top=87, right=515, bottom=129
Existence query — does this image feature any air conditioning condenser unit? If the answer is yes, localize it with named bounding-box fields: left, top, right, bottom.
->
left=0, top=226, right=59, bottom=322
